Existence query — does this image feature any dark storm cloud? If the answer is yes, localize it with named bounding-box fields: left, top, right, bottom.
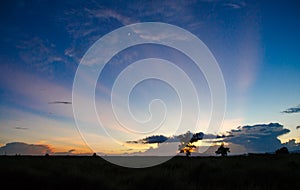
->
left=296, top=126, right=300, bottom=130
left=0, top=142, right=52, bottom=155
left=139, top=135, right=168, bottom=144
left=126, top=132, right=204, bottom=144
left=281, top=105, right=300, bottom=114
left=224, top=123, right=290, bottom=153
left=126, top=135, right=168, bottom=144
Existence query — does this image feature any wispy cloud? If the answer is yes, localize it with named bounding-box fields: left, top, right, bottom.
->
left=281, top=105, right=300, bottom=114
left=0, top=66, right=73, bottom=118
left=62, top=3, right=137, bottom=63
left=86, top=8, right=137, bottom=26
left=14, top=127, right=28, bottom=130
left=16, top=37, right=69, bottom=75
left=61, top=0, right=201, bottom=63
left=223, top=2, right=246, bottom=9
left=48, top=101, right=72, bottom=105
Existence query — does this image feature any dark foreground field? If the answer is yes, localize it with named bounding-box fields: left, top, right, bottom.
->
left=1, top=155, right=300, bottom=190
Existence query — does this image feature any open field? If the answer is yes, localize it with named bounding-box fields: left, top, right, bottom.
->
left=1, top=155, right=300, bottom=189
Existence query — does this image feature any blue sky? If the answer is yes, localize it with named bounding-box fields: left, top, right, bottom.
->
left=0, top=0, right=300, bottom=155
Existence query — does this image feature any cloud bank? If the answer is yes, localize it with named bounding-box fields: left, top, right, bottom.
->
left=127, top=123, right=297, bottom=155
left=126, top=132, right=204, bottom=144
left=0, top=142, right=52, bottom=155
left=1, top=123, right=298, bottom=156
left=224, top=123, right=290, bottom=153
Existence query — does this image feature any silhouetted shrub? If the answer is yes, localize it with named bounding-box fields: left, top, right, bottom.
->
left=215, top=143, right=230, bottom=156
left=275, top=147, right=289, bottom=155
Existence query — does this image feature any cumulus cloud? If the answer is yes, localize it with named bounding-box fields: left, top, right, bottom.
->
left=281, top=105, right=300, bottom=114
left=126, top=123, right=297, bottom=155
left=0, top=142, right=52, bottom=155
left=224, top=123, right=290, bottom=153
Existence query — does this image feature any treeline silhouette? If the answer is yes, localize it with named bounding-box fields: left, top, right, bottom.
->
left=1, top=154, right=300, bottom=189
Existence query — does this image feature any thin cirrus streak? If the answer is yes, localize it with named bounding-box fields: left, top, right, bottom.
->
left=14, top=127, right=28, bottom=130
left=48, top=101, right=72, bottom=105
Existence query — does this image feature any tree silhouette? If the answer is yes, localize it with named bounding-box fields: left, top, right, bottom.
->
left=178, top=131, right=202, bottom=157
left=215, top=143, right=230, bottom=156
left=180, top=143, right=196, bottom=157
left=275, top=147, right=289, bottom=155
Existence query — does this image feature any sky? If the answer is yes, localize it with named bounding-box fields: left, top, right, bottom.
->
left=0, top=0, right=300, bottom=156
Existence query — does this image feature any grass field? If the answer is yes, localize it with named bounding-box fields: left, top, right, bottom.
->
left=1, top=154, right=300, bottom=189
